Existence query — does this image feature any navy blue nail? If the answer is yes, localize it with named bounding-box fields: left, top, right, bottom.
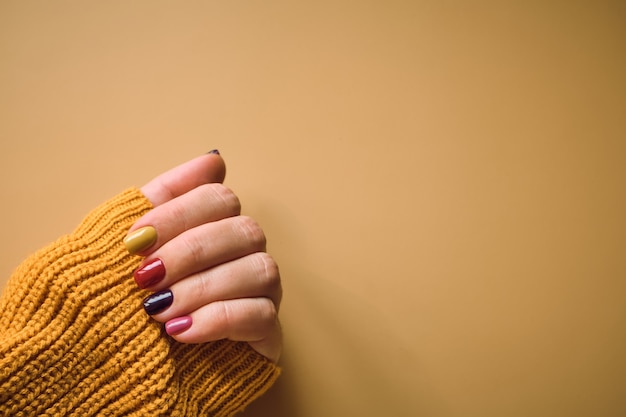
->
left=207, top=149, right=220, bottom=155
left=143, top=289, right=173, bottom=315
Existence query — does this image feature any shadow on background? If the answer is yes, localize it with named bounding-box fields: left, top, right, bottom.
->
left=239, top=201, right=441, bottom=417
left=243, top=269, right=443, bottom=417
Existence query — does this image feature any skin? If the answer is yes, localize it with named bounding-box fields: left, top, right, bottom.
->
left=127, top=153, right=283, bottom=363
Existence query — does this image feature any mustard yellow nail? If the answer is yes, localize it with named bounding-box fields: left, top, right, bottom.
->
left=124, top=226, right=158, bottom=254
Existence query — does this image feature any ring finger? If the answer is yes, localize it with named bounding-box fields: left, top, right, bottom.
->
left=143, top=252, right=282, bottom=322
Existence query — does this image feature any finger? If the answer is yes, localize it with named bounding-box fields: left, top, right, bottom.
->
left=166, top=298, right=283, bottom=362
left=134, top=216, right=266, bottom=290
left=140, top=151, right=225, bottom=207
left=144, top=252, right=282, bottom=322
left=126, top=183, right=241, bottom=256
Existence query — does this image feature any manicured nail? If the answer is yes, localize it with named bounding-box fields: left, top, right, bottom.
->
left=165, top=316, right=192, bottom=335
left=143, top=289, right=173, bottom=315
left=207, top=149, right=220, bottom=155
left=134, top=258, right=166, bottom=289
left=124, top=226, right=158, bottom=255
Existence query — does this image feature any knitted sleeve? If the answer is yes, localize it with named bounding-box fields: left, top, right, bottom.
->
left=0, top=188, right=280, bottom=417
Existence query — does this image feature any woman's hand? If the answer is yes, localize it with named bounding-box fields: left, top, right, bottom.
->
left=124, top=152, right=282, bottom=362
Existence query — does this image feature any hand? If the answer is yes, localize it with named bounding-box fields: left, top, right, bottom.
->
left=124, top=152, right=282, bottom=362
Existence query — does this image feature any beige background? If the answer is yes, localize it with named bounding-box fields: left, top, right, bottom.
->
left=1, top=1, right=625, bottom=416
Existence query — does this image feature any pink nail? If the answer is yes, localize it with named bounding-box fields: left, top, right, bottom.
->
left=165, top=316, right=192, bottom=336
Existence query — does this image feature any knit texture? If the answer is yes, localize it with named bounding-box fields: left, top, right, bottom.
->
left=0, top=188, right=280, bottom=416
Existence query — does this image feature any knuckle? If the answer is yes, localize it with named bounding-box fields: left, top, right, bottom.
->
left=237, top=216, right=266, bottom=249
left=254, top=253, right=282, bottom=298
left=214, top=299, right=278, bottom=341
left=169, top=200, right=191, bottom=231
left=184, top=231, right=207, bottom=266
left=192, top=272, right=213, bottom=301
left=257, top=299, right=279, bottom=331
left=205, top=301, right=232, bottom=339
left=218, top=301, right=234, bottom=330
left=209, top=184, right=241, bottom=216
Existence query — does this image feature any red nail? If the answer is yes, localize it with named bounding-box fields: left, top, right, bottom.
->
left=166, top=316, right=193, bottom=336
left=134, top=258, right=166, bottom=289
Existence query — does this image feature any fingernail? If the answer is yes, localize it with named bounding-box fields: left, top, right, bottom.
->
left=143, top=289, right=174, bottom=315
left=207, top=149, right=220, bottom=155
left=134, top=258, right=166, bottom=289
left=166, top=316, right=192, bottom=335
left=124, top=226, right=158, bottom=255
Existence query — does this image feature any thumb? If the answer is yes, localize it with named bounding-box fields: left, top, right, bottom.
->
left=140, top=150, right=226, bottom=207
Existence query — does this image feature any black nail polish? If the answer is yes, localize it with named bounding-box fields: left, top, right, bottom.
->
left=207, top=149, right=220, bottom=155
left=143, top=289, right=173, bottom=315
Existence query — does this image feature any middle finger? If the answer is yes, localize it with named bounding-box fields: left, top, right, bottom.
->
left=133, top=215, right=267, bottom=290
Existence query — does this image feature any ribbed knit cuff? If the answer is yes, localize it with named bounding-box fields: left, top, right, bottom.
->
left=0, top=188, right=280, bottom=416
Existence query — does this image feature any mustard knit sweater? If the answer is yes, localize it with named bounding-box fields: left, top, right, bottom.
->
left=0, top=188, right=280, bottom=416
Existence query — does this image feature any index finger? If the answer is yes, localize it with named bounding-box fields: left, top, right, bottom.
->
left=140, top=151, right=226, bottom=207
